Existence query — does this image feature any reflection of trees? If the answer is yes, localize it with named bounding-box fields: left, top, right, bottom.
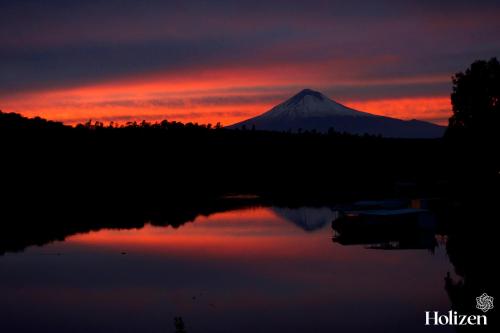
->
left=174, top=317, right=187, bottom=333
left=0, top=194, right=261, bottom=255
left=328, top=193, right=498, bottom=330
left=442, top=195, right=498, bottom=331
left=331, top=208, right=438, bottom=251
left=332, top=225, right=438, bottom=251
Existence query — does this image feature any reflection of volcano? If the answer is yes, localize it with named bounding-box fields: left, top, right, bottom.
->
left=272, top=207, right=339, bottom=231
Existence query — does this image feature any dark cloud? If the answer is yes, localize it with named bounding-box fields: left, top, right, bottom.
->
left=189, top=94, right=285, bottom=106
left=0, top=38, right=240, bottom=93
left=1, top=0, right=500, bottom=99
left=324, top=82, right=451, bottom=102
left=52, top=94, right=286, bottom=110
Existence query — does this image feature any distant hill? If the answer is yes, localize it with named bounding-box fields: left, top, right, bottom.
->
left=228, top=89, right=445, bottom=138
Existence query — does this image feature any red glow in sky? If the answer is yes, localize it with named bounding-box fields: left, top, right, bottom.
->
left=2, top=0, right=499, bottom=126
left=1, top=65, right=452, bottom=125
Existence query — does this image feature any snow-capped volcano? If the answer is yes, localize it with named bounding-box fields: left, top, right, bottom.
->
left=229, top=89, right=445, bottom=138
left=261, top=88, right=372, bottom=120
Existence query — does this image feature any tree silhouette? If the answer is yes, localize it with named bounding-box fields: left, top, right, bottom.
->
left=448, top=57, right=500, bottom=139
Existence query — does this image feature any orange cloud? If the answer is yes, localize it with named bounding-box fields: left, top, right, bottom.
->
left=346, top=96, right=452, bottom=125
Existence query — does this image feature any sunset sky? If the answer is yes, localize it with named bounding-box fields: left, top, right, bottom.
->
left=1, top=0, right=500, bottom=125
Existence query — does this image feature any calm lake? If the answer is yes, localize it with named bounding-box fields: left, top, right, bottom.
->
left=0, top=206, right=457, bottom=333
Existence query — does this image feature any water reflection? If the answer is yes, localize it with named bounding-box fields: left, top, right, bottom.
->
left=0, top=206, right=456, bottom=333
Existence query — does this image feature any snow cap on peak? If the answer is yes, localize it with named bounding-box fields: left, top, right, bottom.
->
left=261, top=88, right=370, bottom=119
left=294, top=88, right=325, bottom=99
left=285, top=89, right=325, bottom=106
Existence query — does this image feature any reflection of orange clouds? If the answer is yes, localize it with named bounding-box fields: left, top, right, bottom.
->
left=66, top=207, right=404, bottom=268
left=347, top=96, right=451, bottom=124
left=67, top=208, right=326, bottom=259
